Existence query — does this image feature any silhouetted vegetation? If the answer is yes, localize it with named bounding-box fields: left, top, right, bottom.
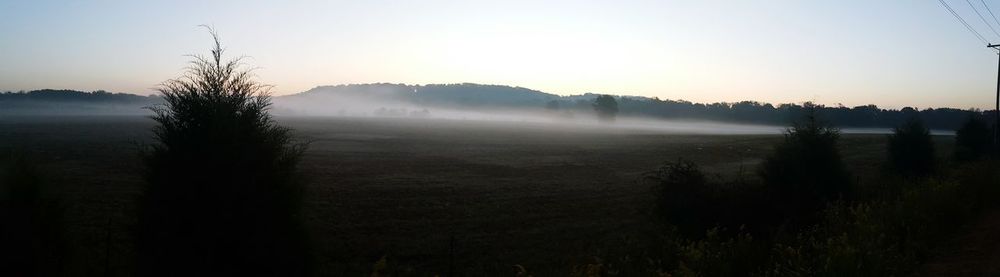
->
left=0, top=89, right=154, bottom=102
left=545, top=99, right=560, bottom=111
left=592, top=95, right=619, bottom=122
left=0, top=89, right=160, bottom=115
left=627, top=110, right=1000, bottom=276
left=136, top=29, right=311, bottom=276
left=651, top=160, right=712, bottom=236
left=955, top=115, right=995, bottom=161
left=764, top=161, right=999, bottom=276
left=759, top=107, right=851, bottom=227
left=887, top=118, right=936, bottom=176
left=651, top=159, right=774, bottom=239
left=0, top=152, right=67, bottom=277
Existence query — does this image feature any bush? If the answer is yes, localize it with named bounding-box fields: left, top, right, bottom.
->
left=0, top=152, right=67, bottom=277
left=759, top=107, right=851, bottom=226
left=136, top=28, right=311, bottom=276
left=651, top=159, right=714, bottom=237
left=651, top=160, right=776, bottom=238
left=954, top=115, right=992, bottom=161
left=887, top=118, right=935, bottom=176
left=765, top=176, right=978, bottom=277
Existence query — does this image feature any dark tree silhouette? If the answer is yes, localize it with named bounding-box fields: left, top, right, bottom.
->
left=758, top=106, right=851, bottom=225
left=887, top=117, right=936, bottom=176
left=545, top=99, right=560, bottom=111
left=0, top=152, right=67, bottom=277
left=651, top=159, right=713, bottom=237
left=136, top=28, right=311, bottom=276
left=954, top=115, right=993, bottom=161
left=592, top=95, right=619, bottom=122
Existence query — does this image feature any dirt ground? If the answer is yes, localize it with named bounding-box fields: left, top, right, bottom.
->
left=0, top=116, right=932, bottom=275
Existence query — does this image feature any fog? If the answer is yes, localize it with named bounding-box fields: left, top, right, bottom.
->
left=272, top=94, right=955, bottom=136
left=0, top=101, right=153, bottom=116
left=0, top=95, right=955, bottom=136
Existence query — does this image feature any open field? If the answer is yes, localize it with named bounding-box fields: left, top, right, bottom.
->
left=0, top=116, right=956, bottom=275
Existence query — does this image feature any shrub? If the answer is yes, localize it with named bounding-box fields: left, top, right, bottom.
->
left=765, top=177, right=973, bottom=277
left=651, top=159, right=776, bottom=238
left=136, top=28, right=311, bottom=276
left=887, top=117, right=935, bottom=176
left=758, top=107, right=851, bottom=226
left=954, top=115, right=993, bottom=161
left=650, top=159, right=731, bottom=238
left=0, top=152, right=67, bottom=277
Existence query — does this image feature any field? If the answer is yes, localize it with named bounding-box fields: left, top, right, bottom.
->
left=0, top=116, right=954, bottom=276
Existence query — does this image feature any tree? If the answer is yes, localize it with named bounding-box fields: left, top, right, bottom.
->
left=887, top=117, right=935, bottom=176
left=136, top=28, right=311, bottom=276
left=545, top=99, right=560, bottom=111
left=758, top=107, right=851, bottom=225
left=954, top=115, right=993, bottom=161
left=592, top=95, right=618, bottom=122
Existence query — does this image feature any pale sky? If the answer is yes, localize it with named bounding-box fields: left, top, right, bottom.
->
left=1, top=0, right=999, bottom=109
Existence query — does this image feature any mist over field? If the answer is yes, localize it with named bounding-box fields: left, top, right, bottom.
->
left=269, top=85, right=960, bottom=135
left=1, top=86, right=963, bottom=135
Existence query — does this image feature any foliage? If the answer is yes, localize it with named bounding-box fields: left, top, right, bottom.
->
left=670, top=228, right=766, bottom=277
left=0, top=89, right=161, bottom=115
left=758, top=107, right=851, bottom=226
left=887, top=117, right=935, bottom=176
left=651, top=160, right=711, bottom=236
left=654, top=159, right=999, bottom=277
left=954, top=115, right=993, bottom=161
left=136, top=28, right=311, bottom=276
left=0, top=89, right=156, bottom=103
left=763, top=164, right=998, bottom=277
left=0, top=152, right=67, bottom=277
left=652, top=159, right=780, bottom=240
left=545, top=99, right=560, bottom=110
left=592, top=95, right=619, bottom=122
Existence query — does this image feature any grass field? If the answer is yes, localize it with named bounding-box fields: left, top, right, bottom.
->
left=0, top=116, right=956, bottom=276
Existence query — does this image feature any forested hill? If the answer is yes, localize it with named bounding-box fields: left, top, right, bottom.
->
left=3, top=86, right=990, bottom=130
left=0, top=89, right=161, bottom=115
left=283, top=83, right=560, bottom=107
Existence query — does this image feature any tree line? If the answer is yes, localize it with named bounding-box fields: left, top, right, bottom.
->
left=574, top=96, right=988, bottom=130
left=1, top=89, right=158, bottom=103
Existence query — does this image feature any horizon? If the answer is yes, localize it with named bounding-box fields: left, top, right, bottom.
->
left=2, top=1, right=1000, bottom=110
left=7, top=83, right=995, bottom=111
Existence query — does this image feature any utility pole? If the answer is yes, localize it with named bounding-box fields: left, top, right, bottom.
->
left=989, top=44, right=1000, bottom=148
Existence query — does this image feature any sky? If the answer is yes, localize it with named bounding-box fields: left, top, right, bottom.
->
left=1, top=0, right=999, bottom=109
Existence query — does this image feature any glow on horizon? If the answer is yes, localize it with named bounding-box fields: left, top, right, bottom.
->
left=1, top=0, right=998, bottom=109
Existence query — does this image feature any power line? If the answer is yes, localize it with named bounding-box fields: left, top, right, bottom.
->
left=940, top=0, right=990, bottom=44
left=980, top=0, right=1000, bottom=28
left=965, top=0, right=1000, bottom=39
